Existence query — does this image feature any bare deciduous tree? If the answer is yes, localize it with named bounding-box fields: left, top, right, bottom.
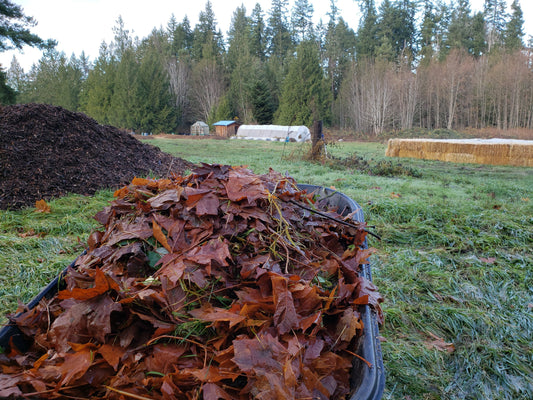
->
left=167, top=56, right=192, bottom=127
left=393, top=62, right=419, bottom=130
left=342, top=59, right=394, bottom=136
left=191, top=59, right=225, bottom=123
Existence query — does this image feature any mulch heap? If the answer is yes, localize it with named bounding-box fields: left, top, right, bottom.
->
left=0, top=164, right=383, bottom=399
left=0, top=103, right=192, bottom=210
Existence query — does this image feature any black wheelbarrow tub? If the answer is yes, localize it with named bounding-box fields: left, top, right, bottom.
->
left=298, top=184, right=385, bottom=400
left=0, top=184, right=385, bottom=400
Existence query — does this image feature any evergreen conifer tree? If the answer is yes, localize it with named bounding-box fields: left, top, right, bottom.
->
left=291, top=0, right=314, bottom=43
left=484, top=0, right=507, bottom=52
left=136, top=32, right=177, bottom=134
left=0, top=66, right=15, bottom=104
left=250, top=4, right=267, bottom=60
left=275, top=40, right=330, bottom=126
left=504, top=0, right=525, bottom=50
left=267, top=0, right=293, bottom=60
left=81, top=42, right=116, bottom=125
left=355, top=0, right=379, bottom=60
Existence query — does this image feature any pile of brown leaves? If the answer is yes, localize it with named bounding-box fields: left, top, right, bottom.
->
left=0, top=164, right=383, bottom=399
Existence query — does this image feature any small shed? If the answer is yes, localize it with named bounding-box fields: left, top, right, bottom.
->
left=191, top=121, right=209, bottom=136
left=213, top=120, right=239, bottom=138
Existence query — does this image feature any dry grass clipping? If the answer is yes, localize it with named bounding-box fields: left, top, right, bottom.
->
left=385, top=138, right=533, bottom=167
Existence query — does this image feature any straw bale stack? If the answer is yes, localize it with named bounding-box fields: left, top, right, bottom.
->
left=385, top=138, right=533, bottom=167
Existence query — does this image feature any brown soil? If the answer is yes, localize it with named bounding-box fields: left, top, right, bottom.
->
left=0, top=103, right=193, bottom=210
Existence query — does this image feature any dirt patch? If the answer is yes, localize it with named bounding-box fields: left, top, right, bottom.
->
left=0, top=103, right=193, bottom=210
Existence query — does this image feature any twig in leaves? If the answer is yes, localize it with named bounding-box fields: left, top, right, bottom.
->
left=288, top=199, right=382, bottom=241
left=343, top=349, right=373, bottom=369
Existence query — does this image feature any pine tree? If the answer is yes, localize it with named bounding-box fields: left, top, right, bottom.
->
left=0, top=0, right=55, bottom=51
left=0, top=0, right=55, bottom=103
left=226, top=5, right=252, bottom=72
left=376, top=0, right=417, bottom=61
left=504, top=0, right=524, bottom=51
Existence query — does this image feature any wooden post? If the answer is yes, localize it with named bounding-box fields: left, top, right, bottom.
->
left=311, top=120, right=324, bottom=160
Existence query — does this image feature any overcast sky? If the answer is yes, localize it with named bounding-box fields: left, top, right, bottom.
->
left=1, top=0, right=532, bottom=71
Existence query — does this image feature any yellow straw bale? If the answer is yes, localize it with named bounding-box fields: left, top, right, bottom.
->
left=385, top=138, right=533, bottom=167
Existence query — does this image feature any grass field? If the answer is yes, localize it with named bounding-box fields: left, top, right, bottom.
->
left=1, top=138, right=532, bottom=399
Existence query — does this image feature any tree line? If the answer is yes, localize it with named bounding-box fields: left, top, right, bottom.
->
left=1, top=0, right=532, bottom=135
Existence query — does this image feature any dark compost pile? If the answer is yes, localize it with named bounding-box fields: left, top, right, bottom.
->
left=0, top=103, right=192, bottom=210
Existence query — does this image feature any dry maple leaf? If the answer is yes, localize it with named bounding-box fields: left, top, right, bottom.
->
left=424, top=331, right=455, bottom=353
left=35, top=199, right=51, bottom=213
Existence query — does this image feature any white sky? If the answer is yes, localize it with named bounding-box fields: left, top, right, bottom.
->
left=1, top=0, right=532, bottom=71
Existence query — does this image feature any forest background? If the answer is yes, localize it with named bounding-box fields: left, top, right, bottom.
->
left=1, top=0, right=532, bottom=137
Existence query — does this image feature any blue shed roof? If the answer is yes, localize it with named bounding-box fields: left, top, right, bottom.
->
left=213, top=120, right=237, bottom=126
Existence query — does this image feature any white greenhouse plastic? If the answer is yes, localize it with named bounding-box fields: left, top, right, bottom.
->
left=234, top=125, right=311, bottom=142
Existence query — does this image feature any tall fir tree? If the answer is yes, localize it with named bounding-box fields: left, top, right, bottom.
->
left=275, top=40, right=330, bottom=126
left=192, top=1, right=224, bottom=61
left=6, top=55, right=26, bottom=95
left=22, top=49, right=83, bottom=111
left=0, top=66, right=15, bottom=104
left=470, top=11, right=487, bottom=57
left=251, top=70, right=276, bottom=124
left=226, top=5, right=259, bottom=122
left=291, top=0, right=314, bottom=43
left=136, top=32, right=177, bottom=133
left=250, top=4, right=267, bottom=60
left=108, top=47, right=139, bottom=130
left=81, top=42, right=116, bottom=124
left=168, top=15, right=193, bottom=56
left=419, top=0, right=437, bottom=63
left=267, top=0, right=293, bottom=60
left=324, top=2, right=356, bottom=102
left=504, top=0, right=525, bottom=51
left=111, top=16, right=133, bottom=61
left=0, top=0, right=55, bottom=103
left=484, top=0, right=507, bottom=52
left=355, top=0, right=380, bottom=60
left=445, top=0, right=482, bottom=56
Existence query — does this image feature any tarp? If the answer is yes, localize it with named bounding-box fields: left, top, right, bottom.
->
left=234, top=125, right=310, bottom=142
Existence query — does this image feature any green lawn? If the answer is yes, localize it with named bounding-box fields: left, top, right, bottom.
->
left=1, top=137, right=532, bottom=399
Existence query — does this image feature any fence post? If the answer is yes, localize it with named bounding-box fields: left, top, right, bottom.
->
left=311, top=120, right=324, bottom=160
